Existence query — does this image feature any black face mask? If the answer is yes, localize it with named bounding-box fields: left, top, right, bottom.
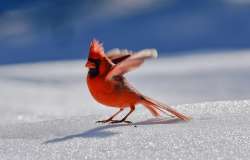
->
left=88, top=58, right=100, bottom=78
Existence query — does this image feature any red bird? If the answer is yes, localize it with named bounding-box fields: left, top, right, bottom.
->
left=85, top=39, right=190, bottom=123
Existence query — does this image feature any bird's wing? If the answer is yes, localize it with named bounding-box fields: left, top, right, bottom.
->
left=106, top=48, right=132, bottom=64
left=105, top=49, right=158, bottom=80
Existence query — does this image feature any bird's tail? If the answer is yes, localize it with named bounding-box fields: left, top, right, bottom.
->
left=140, top=96, right=191, bottom=121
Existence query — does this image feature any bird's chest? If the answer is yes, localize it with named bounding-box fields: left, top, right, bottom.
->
left=87, top=76, right=112, bottom=94
left=87, top=75, right=124, bottom=105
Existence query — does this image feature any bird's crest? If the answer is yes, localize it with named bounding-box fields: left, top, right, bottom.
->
left=89, top=39, right=105, bottom=59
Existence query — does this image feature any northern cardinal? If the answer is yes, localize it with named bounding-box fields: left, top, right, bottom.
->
left=85, top=39, right=190, bottom=123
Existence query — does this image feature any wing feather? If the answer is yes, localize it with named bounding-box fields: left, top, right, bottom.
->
left=105, top=49, right=158, bottom=80
left=107, top=48, right=132, bottom=64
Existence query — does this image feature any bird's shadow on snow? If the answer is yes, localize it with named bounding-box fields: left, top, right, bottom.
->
left=43, top=118, right=182, bottom=144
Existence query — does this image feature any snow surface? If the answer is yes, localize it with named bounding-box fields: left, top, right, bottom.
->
left=0, top=50, right=250, bottom=160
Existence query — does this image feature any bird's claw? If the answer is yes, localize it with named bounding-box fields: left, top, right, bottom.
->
left=110, top=120, right=132, bottom=124
left=96, top=119, right=132, bottom=124
left=96, top=120, right=111, bottom=123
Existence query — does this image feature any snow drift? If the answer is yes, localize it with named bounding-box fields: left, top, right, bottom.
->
left=0, top=50, right=250, bottom=159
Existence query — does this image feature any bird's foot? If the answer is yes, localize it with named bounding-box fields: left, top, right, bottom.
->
left=96, top=119, right=112, bottom=123
left=110, top=120, right=132, bottom=124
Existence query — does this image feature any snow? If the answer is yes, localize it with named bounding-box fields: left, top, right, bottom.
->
left=0, top=50, right=250, bottom=160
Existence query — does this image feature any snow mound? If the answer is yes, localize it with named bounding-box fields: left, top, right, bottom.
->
left=0, top=100, right=250, bottom=160
left=0, top=51, right=250, bottom=159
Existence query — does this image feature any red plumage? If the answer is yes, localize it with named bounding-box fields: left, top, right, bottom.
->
left=85, top=39, right=190, bottom=123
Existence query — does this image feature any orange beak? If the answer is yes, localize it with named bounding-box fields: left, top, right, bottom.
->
left=85, top=61, right=96, bottom=69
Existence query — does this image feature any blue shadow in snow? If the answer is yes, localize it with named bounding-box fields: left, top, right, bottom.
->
left=43, top=117, right=183, bottom=144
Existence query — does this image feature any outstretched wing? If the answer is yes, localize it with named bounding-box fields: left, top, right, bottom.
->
left=106, top=49, right=158, bottom=80
left=106, top=48, right=132, bottom=64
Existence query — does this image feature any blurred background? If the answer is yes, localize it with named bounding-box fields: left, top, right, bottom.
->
left=1, top=0, right=250, bottom=64
left=1, top=1, right=250, bottom=158
left=0, top=0, right=250, bottom=124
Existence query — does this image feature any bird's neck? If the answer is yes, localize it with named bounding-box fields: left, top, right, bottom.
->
left=88, top=57, right=113, bottom=78
left=88, top=67, right=99, bottom=78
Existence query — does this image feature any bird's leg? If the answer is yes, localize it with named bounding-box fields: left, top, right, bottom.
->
left=96, top=108, right=124, bottom=123
left=111, top=105, right=135, bottom=124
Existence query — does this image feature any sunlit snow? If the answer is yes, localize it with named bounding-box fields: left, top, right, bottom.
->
left=0, top=50, right=250, bottom=160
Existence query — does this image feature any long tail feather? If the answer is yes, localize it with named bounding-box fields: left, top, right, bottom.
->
left=141, top=100, right=160, bottom=117
left=141, top=96, right=191, bottom=121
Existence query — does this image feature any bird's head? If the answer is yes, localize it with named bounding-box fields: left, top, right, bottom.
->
left=85, top=39, right=105, bottom=69
left=85, top=39, right=110, bottom=77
